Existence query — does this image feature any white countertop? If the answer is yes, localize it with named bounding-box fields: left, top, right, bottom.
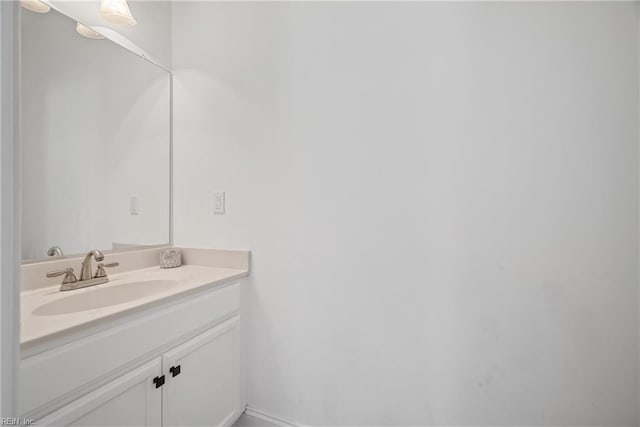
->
left=21, top=264, right=248, bottom=351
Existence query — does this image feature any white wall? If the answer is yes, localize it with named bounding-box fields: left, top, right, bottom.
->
left=172, top=2, right=640, bottom=425
left=0, top=0, right=20, bottom=417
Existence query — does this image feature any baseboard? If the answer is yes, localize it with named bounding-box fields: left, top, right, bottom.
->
left=244, top=406, right=298, bottom=427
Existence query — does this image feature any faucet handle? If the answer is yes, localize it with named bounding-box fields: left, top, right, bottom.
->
left=46, top=268, right=78, bottom=284
left=94, top=262, right=119, bottom=278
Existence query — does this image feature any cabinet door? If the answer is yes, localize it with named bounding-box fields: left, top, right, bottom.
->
left=163, top=316, right=241, bottom=427
left=36, top=359, right=162, bottom=427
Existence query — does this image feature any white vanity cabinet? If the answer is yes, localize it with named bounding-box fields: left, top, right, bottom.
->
left=37, top=359, right=163, bottom=426
left=21, top=281, right=245, bottom=427
left=162, top=317, right=240, bottom=427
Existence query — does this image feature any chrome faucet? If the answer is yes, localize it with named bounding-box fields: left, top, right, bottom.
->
left=46, top=246, right=64, bottom=257
left=46, top=249, right=119, bottom=291
left=80, top=249, right=104, bottom=281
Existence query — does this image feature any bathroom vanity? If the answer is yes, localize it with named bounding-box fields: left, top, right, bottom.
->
left=19, top=248, right=249, bottom=426
left=16, top=4, right=250, bottom=426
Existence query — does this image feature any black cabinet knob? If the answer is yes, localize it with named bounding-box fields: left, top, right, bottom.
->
left=170, top=365, right=181, bottom=377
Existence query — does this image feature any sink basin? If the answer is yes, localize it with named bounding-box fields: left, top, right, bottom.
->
left=33, top=280, right=180, bottom=316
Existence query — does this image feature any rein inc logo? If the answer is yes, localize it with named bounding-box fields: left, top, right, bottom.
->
left=1, top=419, right=34, bottom=426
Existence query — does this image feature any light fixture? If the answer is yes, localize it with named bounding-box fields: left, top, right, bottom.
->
left=76, top=23, right=105, bottom=40
left=20, top=0, right=50, bottom=13
left=100, top=0, right=137, bottom=26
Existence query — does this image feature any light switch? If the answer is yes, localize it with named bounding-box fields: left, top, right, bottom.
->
left=130, top=196, right=139, bottom=215
left=213, top=192, right=225, bottom=214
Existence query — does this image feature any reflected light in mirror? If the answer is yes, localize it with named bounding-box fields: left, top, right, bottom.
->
left=20, top=0, right=50, bottom=14
left=76, top=22, right=105, bottom=40
left=100, top=0, right=137, bottom=26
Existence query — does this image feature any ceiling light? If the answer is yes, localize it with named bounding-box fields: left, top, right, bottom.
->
left=20, top=0, right=51, bottom=13
left=76, top=23, right=105, bottom=40
left=100, top=0, right=137, bottom=26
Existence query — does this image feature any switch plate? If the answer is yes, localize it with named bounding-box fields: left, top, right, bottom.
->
left=130, top=196, right=139, bottom=216
left=213, top=192, right=225, bottom=214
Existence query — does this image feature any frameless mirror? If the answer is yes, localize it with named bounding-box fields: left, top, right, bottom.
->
left=20, top=6, right=171, bottom=262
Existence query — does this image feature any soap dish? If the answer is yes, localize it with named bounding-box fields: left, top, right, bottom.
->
left=160, top=249, right=182, bottom=269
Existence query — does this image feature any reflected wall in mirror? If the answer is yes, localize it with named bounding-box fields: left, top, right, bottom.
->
left=21, top=6, right=171, bottom=262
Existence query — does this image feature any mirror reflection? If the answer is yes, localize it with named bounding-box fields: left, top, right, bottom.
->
left=20, top=6, right=171, bottom=261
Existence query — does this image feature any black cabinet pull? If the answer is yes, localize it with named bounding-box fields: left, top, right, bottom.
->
left=153, top=375, right=165, bottom=388
left=170, top=365, right=181, bottom=377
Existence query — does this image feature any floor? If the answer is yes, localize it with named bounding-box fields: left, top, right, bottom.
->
left=233, top=413, right=278, bottom=427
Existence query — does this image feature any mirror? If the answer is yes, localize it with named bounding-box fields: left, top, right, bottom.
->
left=20, top=6, right=171, bottom=262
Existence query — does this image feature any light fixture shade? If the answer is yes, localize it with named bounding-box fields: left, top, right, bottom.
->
left=100, top=0, right=137, bottom=26
left=76, top=22, right=105, bottom=40
left=20, top=0, right=51, bottom=13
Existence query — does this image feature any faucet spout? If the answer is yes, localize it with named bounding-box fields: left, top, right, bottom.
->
left=79, top=249, right=104, bottom=281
